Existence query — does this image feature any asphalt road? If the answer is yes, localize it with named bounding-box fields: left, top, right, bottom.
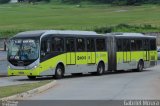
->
left=1, top=61, right=160, bottom=100
left=26, top=62, right=160, bottom=100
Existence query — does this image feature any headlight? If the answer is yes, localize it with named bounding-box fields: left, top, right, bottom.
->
left=31, top=65, right=38, bottom=70
left=34, top=66, right=37, bottom=68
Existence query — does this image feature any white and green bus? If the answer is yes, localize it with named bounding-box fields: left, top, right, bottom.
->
left=7, top=30, right=157, bottom=79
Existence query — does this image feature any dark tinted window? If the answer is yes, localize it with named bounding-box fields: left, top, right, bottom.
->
left=76, top=38, right=85, bottom=51
left=66, top=38, right=75, bottom=52
left=131, top=39, right=136, bottom=51
left=143, top=39, right=149, bottom=51
left=150, top=39, right=156, bottom=50
left=51, top=37, right=64, bottom=52
left=123, top=39, right=130, bottom=51
left=41, top=39, right=51, bottom=53
left=136, top=40, right=143, bottom=50
left=87, top=39, right=95, bottom=52
left=96, top=39, right=106, bottom=51
left=117, top=39, right=123, bottom=51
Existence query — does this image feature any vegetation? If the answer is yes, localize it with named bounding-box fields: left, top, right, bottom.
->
left=95, top=24, right=160, bottom=33
left=0, top=80, right=52, bottom=98
left=54, top=0, right=160, bottom=5
left=0, top=4, right=160, bottom=37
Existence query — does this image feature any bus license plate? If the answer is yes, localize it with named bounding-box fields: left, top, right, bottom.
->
left=19, top=72, right=24, bottom=75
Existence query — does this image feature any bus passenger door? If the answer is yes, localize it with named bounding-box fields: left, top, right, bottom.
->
left=143, top=39, right=149, bottom=61
left=123, top=39, right=131, bottom=63
left=66, top=38, right=76, bottom=65
left=87, top=39, right=96, bottom=64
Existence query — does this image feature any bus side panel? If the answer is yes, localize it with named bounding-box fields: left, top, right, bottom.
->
left=131, top=51, right=141, bottom=62
left=76, top=52, right=87, bottom=65
left=116, top=52, right=123, bottom=70
left=91, top=52, right=96, bottom=63
left=117, top=51, right=145, bottom=70
left=87, top=52, right=92, bottom=63
left=39, top=53, right=67, bottom=76
left=96, top=52, right=108, bottom=70
left=66, top=53, right=71, bottom=64
left=149, top=50, right=157, bottom=66
left=131, top=51, right=143, bottom=68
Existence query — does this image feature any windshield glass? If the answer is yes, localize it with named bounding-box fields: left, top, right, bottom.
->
left=8, top=39, right=39, bottom=61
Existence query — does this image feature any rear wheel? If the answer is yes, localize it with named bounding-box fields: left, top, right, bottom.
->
left=96, top=63, right=105, bottom=75
left=137, top=60, right=144, bottom=72
left=55, top=65, right=64, bottom=79
left=27, top=76, right=36, bottom=80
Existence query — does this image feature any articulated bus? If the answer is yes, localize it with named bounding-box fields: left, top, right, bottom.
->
left=7, top=30, right=157, bottom=79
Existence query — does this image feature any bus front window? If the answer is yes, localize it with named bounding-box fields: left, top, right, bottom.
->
left=8, top=39, right=39, bottom=66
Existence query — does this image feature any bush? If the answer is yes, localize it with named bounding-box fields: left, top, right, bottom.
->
left=0, top=0, right=10, bottom=4
left=94, top=26, right=113, bottom=33
left=94, top=24, right=160, bottom=33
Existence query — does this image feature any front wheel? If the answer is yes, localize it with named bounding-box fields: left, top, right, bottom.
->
left=55, top=65, right=64, bottom=79
left=96, top=63, right=105, bottom=75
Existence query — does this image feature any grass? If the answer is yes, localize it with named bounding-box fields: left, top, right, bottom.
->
left=0, top=80, right=52, bottom=98
left=0, top=3, right=160, bottom=37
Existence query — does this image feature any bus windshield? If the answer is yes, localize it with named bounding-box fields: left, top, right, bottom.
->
left=8, top=39, right=39, bottom=61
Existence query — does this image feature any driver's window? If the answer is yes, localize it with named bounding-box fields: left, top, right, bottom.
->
left=41, top=38, right=51, bottom=57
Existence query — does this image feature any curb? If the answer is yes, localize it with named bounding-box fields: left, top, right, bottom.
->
left=0, top=80, right=56, bottom=100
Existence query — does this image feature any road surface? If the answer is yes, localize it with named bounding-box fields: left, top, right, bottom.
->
left=1, top=61, right=160, bottom=100
left=27, top=63, right=160, bottom=100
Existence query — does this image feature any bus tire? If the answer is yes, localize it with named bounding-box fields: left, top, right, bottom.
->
left=137, top=60, right=144, bottom=72
left=55, top=65, right=64, bottom=79
left=27, top=76, right=36, bottom=80
left=96, top=62, right=105, bottom=75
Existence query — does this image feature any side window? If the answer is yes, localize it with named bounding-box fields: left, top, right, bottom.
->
left=136, top=40, right=143, bottom=50
left=117, top=39, right=123, bottom=51
left=51, top=37, right=64, bottom=52
left=76, top=38, right=85, bottom=51
left=96, top=39, right=106, bottom=51
left=150, top=39, right=156, bottom=50
left=131, top=39, right=136, bottom=51
left=66, top=38, right=75, bottom=52
left=41, top=39, right=51, bottom=53
left=87, top=39, right=95, bottom=52
left=143, top=39, right=149, bottom=51
left=123, top=39, right=130, bottom=51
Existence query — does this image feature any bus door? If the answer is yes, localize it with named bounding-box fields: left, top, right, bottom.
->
left=123, top=39, right=131, bottom=63
left=66, top=38, right=76, bottom=65
left=87, top=39, right=96, bottom=64
left=143, top=39, right=149, bottom=61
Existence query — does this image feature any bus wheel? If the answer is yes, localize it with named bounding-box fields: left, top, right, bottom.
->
left=27, top=76, right=36, bottom=80
left=96, top=63, right=105, bottom=75
left=137, top=60, right=144, bottom=72
left=55, top=65, right=64, bottom=79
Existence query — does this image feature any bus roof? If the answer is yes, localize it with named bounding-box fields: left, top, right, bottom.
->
left=105, top=32, right=156, bottom=38
left=14, top=30, right=102, bottom=38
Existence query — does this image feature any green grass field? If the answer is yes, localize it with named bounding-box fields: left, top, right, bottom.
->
left=0, top=3, right=160, bottom=37
left=0, top=80, right=51, bottom=98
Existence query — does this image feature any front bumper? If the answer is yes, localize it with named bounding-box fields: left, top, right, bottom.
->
left=8, top=68, right=40, bottom=76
